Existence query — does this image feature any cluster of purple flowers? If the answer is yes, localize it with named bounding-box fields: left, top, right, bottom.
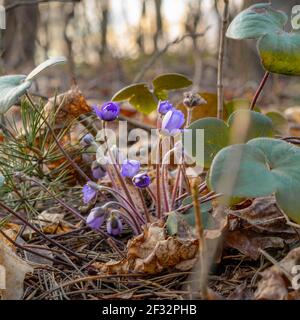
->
left=82, top=99, right=186, bottom=237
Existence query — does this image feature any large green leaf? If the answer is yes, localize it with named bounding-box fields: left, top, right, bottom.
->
left=0, top=75, right=32, bottom=114
left=112, top=83, right=157, bottom=114
left=248, top=138, right=300, bottom=224
left=226, top=3, right=287, bottom=40
left=187, top=117, right=229, bottom=168
left=209, top=138, right=300, bottom=224
left=186, top=110, right=274, bottom=168
left=227, top=3, right=300, bottom=75
left=209, top=144, right=276, bottom=197
left=228, top=109, right=274, bottom=142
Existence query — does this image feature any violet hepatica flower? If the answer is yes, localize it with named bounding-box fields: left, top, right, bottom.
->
left=121, top=159, right=141, bottom=177
left=132, top=172, right=151, bottom=188
left=158, top=100, right=174, bottom=115
left=106, top=214, right=123, bottom=236
left=86, top=207, right=106, bottom=230
left=93, top=101, right=120, bottom=121
left=91, top=161, right=106, bottom=180
left=161, top=109, right=185, bottom=135
left=82, top=133, right=94, bottom=147
left=82, top=183, right=97, bottom=204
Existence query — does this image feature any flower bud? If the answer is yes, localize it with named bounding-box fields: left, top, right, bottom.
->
left=183, top=92, right=207, bottom=108
left=86, top=207, right=106, bottom=230
left=132, top=172, right=151, bottom=188
left=82, top=133, right=95, bottom=147
left=106, top=214, right=123, bottom=236
left=91, top=161, right=106, bottom=180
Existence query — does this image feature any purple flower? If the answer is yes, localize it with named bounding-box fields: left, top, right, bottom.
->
left=93, top=102, right=120, bottom=121
left=158, top=100, right=174, bottom=115
left=82, top=183, right=97, bottom=204
left=161, top=109, right=185, bottom=135
left=91, top=161, right=106, bottom=180
left=86, top=207, right=106, bottom=230
left=106, top=214, right=123, bottom=236
left=132, top=172, right=151, bottom=188
left=121, top=159, right=141, bottom=177
left=82, top=133, right=94, bottom=146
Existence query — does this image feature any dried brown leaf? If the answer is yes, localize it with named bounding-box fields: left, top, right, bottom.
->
left=255, top=247, right=300, bottom=300
left=94, top=223, right=199, bottom=274
left=0, top=240, right=33, bottom=300
left=225, top=230, right=285, bottom=260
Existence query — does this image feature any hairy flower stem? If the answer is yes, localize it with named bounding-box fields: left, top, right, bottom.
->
left=0, top=201, right=88, bottom=262
left=102, top=122, right=137, bottom=210
left=171, top=167, right=181, bottom=208
left=137, top=189, right=151, bottom=223
left=156, top=136, right=162, bottom=218
left=88, top=183, right=144, bottom=225
left=250, top=71, right=270, bottom=110
left=191, top=178, right=208, bottom=300
left=25, top=93, right=90, bottom=181
left=161, top=164, right=170, bottom=213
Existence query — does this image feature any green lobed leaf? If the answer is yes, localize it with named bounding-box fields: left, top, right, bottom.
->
left=185, top=110, right=274, bottom=168
left=209, top=138, right=300, bottom=224
left=227, top=3, right=300, bottom=76
left=248, top=138, right=300, bottom=224
left=226, top=3, right=287, bottom=40
left=209, top=143, right=276, bottom=198
left=112, top=83, right=157, bottom=114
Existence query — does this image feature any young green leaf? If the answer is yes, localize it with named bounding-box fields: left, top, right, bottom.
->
left=112, top=83, right=157, bottom=114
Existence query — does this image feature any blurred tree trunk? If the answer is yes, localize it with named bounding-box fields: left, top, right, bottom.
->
left=99, top=0, right=109, bottom=60
left=153, top=0, right=163, bottom=52
left=136, top=0, right=146, bottom=54
left=3, top=0, right=39, bottom=71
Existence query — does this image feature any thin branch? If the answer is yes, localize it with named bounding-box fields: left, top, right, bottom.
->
left=6, top=0, right=80, bottom=12
left=133, top=29, right=210, bottom=83
left=217, top=0, right=229, bottom=120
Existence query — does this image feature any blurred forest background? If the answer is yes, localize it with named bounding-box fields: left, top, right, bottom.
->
left=0, top=0, right=300, bottom=109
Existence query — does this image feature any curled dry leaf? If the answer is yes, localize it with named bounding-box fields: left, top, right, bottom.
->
left=225, top=230, right=285, bottom=260
left=43, top=86, right=91, bottom=129
left=255, top=247, right=300, bottom=300
left=0, top=240, right=33, bottom=300
left=226, top=196, right=295, bottom=234
left=93, top=223, right=199, bottom=274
